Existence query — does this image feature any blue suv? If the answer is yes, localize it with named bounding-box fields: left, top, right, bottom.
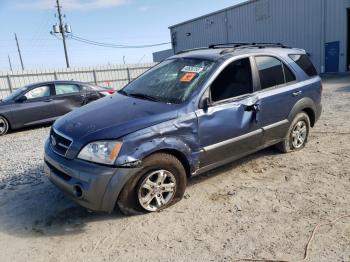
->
left=44, top=43, right=322, bottom=215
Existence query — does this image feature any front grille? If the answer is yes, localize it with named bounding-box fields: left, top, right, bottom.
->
left=50, top=129, right=72, bottom=157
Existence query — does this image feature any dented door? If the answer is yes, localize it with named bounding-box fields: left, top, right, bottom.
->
left=196, top=96, right=262, bottom=168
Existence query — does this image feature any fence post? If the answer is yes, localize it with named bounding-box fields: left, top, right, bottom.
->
left=54, top=72, right=58, bottom=80
left=93, top=70, right=98, bottom=85
left=6, top=75, right=13, bottom=93
left=126, top=67, right=131, bottom=83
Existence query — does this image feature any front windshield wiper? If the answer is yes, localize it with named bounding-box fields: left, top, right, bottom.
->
left=118, top=89, right=128, bottom=96
left=127, top=92, right=162, bottom=102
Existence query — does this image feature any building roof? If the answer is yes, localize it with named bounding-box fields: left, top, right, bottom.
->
left=168, top=0, right=255, bottom=29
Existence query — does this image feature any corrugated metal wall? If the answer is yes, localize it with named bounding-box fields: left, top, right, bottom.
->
left=153, top=49, right=174, bottom=62
left=172, top=11, right=228, bottom=52
left=170, top=0, right=350, bottom=72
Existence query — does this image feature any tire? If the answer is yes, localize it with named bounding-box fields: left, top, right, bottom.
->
left=117, top=153, right=187, bottom=216
left=0, top=116, right=9, bottom=136
left=276, top=112, right=310, bottom=153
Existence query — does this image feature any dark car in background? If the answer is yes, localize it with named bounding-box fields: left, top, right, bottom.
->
left=44, top=43, right=322, bottom=215
left=0, top=80, right=115, bottom=135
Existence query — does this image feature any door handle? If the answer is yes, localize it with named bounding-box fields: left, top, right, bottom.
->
left=292, top=91, right=302, bottom=97
left=44, top=98, right=53, bottom=102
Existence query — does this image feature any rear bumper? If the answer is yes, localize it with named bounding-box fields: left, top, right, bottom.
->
left=44, top=140, right=140, bottom=213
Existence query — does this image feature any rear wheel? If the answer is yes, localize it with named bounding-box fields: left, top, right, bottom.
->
left=0, top=116, right=9, bottom=136
left=117, top=153, right=187, bottom=215
left=276, top=112, right=310, bottom=153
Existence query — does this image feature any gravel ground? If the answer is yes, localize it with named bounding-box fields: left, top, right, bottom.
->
left=0, top=75, right=349, bottom=262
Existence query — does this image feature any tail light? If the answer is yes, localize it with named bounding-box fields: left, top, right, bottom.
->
left=100, top=90, right=115, bottom=96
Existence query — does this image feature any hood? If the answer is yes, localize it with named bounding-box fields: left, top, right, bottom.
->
left=54, top=93, right=180, bottom=144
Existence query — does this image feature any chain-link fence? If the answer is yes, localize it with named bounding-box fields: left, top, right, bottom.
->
left=0, top=63, right=156, bottom=99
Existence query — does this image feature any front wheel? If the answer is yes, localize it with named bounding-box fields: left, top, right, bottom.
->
left=117, top=153, right=187, bottom=215
left=0, top=116, right=9, bottom=136
left=276, top=112, right=310, bottom=153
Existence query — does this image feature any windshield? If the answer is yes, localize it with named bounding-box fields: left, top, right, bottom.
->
left=2, top=87, right=27, bottom=102
left=120, top=58, right=215, bottom=104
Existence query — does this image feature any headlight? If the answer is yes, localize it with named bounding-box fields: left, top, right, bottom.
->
left=78, top=141, right=122, bottom=165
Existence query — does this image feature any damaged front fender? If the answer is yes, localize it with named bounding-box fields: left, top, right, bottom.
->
left=115, top=112, right=201, bottom=174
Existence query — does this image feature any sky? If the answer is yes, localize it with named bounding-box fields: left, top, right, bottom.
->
left=0, top=0, right=245, bottom=71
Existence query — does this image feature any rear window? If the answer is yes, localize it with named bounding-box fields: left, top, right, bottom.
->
left=289, top=54, right=318, bottom=77
left=283, top=64, right=296, bottom=83
left=55, top=84, right=80, bottom=95
left=255, top=56, right=285, bottom=89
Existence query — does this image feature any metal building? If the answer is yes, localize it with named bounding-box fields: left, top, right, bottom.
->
left=164, top=0, right=350, bottom=73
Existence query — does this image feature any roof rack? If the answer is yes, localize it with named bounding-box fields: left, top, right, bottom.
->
left=176, top=43, right=291, bottom=55
left=176, top=47, right=209, bottom=55
left=210, top=42, right=290, bottom=49
left=208, top=42, right=251, bottom=49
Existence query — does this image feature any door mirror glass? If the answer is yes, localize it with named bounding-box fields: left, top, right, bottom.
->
left=200, top=97, right=211, bottom=109
left=15, top=95, right=27, bottom=103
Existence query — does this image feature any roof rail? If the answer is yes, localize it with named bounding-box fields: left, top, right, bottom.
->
left=208, top=43, right=251, bottom=49
left=176, top=47, right=209, bottom=55
left=176, top=43, right=292, bottom=55
left=210, top=42, right=290, bottom=49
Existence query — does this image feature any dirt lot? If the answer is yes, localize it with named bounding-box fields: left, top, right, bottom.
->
left=0, top=75, right=349, bottom=262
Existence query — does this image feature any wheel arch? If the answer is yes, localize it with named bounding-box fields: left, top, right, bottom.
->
left=302, top=108, right=315, bottom=127
left=0, top=114, right=11, bottom=130
left=144, top=149, right=192, bottom=178
left=288, top=98, right=316, bottom=127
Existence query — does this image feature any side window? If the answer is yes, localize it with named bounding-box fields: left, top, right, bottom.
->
left=283, top=64, right=296, bottom=83
left=55, top=84, right=80, bottom=95
left=24, top=85, right=51, bottom=100
left=211, top=58, right=253, bottom=102
left=289, top=54, right=318, bottom=77
left=255, top=56, right=285, bottom=89
left=81, top=85, right=92, bottom=91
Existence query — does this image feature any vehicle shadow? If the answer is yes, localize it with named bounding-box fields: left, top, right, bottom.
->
left=0, top=166, right=125, bottom=238
left=335, top=86, right=350, bottom=93
left=7, top=123, right=52, bottom=135
left=0, top=147, right=278, bottom=238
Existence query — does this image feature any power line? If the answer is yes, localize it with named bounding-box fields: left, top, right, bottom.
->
left=67, top=34, right=171, bottom=49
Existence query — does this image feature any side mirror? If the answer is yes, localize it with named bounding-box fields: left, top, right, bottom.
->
left=200, top=97, right=211, bottom=110
left=15, top=96, right=27, bottom=103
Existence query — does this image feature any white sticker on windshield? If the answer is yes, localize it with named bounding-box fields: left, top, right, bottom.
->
left=181, top=66, right=204, bottom=73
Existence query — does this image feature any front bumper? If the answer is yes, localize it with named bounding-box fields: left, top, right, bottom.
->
left=44, top=140, right=140, bottom=213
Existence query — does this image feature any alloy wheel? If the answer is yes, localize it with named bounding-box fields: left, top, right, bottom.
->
left=291, top=120, right=307, bottom=149
left=0, top=118, right=8, bottom=135
left=137, top=170, right=176, bottom=212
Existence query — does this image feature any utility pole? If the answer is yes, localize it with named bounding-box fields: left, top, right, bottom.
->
left=15, top=33, right=24, bottom=70
left=56, top=0, right=70, bottom=68
left=8, top=55, right=13, bottom=71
